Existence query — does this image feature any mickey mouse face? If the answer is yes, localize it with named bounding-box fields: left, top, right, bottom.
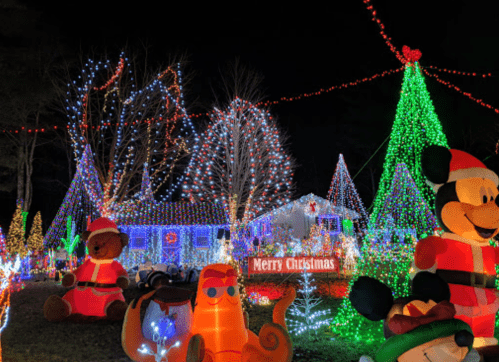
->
left=439, top=178, right=499, bottom=243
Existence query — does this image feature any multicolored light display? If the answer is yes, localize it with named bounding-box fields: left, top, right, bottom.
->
left=66, top=53, right=198, bottom=218
left=370, top=60, right=449, bottom=223
left=327, top=154, right=369, bottom=232
left=182, top=98, right=294, bottom=222
left=331, top=163, right=437, bottom=343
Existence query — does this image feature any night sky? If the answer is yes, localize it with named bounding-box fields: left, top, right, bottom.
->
left=3, top=0, right=499, bottom=229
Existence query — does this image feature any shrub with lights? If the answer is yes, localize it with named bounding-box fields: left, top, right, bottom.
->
left=331, top=163, right=438, bottom=343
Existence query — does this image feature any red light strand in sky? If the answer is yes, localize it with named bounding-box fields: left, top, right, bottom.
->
left=422, top=68, right=499, bottom=114
left=425, top=66, right=492, bottom=78
left=362, top=0, right=405, bottom=64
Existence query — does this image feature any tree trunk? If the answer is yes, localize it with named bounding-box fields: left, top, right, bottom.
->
left=16, top=134, right=26, bottom=207
left=23, top=113, right=39, bottom=212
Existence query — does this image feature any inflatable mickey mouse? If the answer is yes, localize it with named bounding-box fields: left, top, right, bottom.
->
left=413, top=145, right=499, bottom=352
left=350, top=272, right=480, bottom=362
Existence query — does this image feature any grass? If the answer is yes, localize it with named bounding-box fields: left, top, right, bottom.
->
left=1, top=272, right=378, bottom=362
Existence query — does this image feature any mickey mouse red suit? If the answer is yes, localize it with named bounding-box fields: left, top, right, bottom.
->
left=414, top=145, right=499, bottom=348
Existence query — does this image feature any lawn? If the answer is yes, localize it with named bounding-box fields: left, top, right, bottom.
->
left=1, top=272, right=377, bottom=362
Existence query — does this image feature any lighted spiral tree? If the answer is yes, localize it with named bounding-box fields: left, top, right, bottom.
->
left=66, top=53, right=198, bottom=220
left=370, top=48, right=449, bottom=223
left=182, top=98, right=294, bottom=223
left=327, top=154, right=369, bottom=232
left=331, top=163, right=438, bottom=343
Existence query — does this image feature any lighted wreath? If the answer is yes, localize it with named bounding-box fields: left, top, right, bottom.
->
left=304, top=200, right=319, bottom=217
left=166, top=231, right=177, bottom=244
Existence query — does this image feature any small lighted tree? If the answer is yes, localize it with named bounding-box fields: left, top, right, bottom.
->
left=6, top=203, right=27, bottom=257
left=27, top=211, right=43, bottom=253
left=286, top=268, right=332, bottom=340
left=327, top=154, right=369, bottom=231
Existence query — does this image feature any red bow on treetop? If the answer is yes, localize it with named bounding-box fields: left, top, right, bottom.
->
left=402, top=45, right=422, bottom=64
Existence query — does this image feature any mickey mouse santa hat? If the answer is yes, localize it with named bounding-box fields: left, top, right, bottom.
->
left=427, top=149, right=499, bottom=193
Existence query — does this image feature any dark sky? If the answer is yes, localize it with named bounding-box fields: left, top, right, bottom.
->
left=3, top=0, right=499, bottom=229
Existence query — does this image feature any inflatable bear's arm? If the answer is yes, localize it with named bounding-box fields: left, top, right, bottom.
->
left=62, top=259, right=90, bottom=287
left=414, top=236, right=441, bottom=270
left=113, top=261, right=129, bottom=290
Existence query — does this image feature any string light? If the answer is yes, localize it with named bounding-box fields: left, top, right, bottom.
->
left=423, top=68, right=499, bottom=114
left=425, top=66, right=492, bottom=78
left=257, top=67, right=404, bottom=107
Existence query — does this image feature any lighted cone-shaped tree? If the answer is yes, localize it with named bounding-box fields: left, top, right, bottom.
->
left=27, top=211, right=43, bottom=253
left=331, top=163, right=438, bottom=343
left=370, top=51, right=448, bottom=224
left=6, top=203, right=27, bottom=257
left=327, top=154, right=369, bottom=232
left=44, top=145, right=99, bottom=249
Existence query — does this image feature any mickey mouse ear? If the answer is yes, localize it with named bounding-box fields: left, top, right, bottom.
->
left=349, top=276, right=394, bottom=321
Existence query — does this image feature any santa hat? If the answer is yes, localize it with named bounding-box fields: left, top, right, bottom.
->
left=87, top=217, right=120, bottom=240
left=429, top=149, right=499, bottom=193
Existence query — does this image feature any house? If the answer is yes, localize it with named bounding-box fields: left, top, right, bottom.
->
left=115, top=202, right=229, bottom=269
left=246, top=193, right=361, bottom=247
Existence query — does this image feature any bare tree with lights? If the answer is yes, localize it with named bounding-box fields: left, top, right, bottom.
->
left=182, top=61, right=295, bottom=222
left=64, top=52, right=197, bottom=218
left=182, top=98, right=295, bottom=222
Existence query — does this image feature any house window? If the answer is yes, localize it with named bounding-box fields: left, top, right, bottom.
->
left=130, top=229, right=147, bottom=250
left=318, top=214, right=341, bottom=235
left=194, top=227, right=210, bottom=248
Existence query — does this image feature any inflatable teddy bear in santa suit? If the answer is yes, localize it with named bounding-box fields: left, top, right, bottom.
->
left=44, top=217, right=129, bottom=321
left=413, top=145, right=499, bottom=349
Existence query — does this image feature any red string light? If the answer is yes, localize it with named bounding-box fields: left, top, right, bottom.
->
left=425, top=65, right=492, bottom=78
left=257, top=67, right=405, bottom=107
left=363, top=0, right=405, bottom=64
left=422, top=68, right=499, bottom=114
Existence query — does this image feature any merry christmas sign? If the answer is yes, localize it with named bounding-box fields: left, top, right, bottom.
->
left=247, top=256, right=339, bottom=278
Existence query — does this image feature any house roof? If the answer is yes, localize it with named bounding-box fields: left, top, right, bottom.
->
left=117, top=201, right=229, bottom=226
left=250, top=193, right=361, bottom=223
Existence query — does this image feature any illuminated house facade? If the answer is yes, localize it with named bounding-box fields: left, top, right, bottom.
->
left=116, top=202, right=229, bottom=269
left=247, top=193, right=360, bottom=244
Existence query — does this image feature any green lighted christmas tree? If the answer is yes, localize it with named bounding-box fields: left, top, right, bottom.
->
left=27, top=211, right=44, bottom=252
left=370, top=52, right=448, bottom=224
left=331, top=163, right=438, bottom=343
